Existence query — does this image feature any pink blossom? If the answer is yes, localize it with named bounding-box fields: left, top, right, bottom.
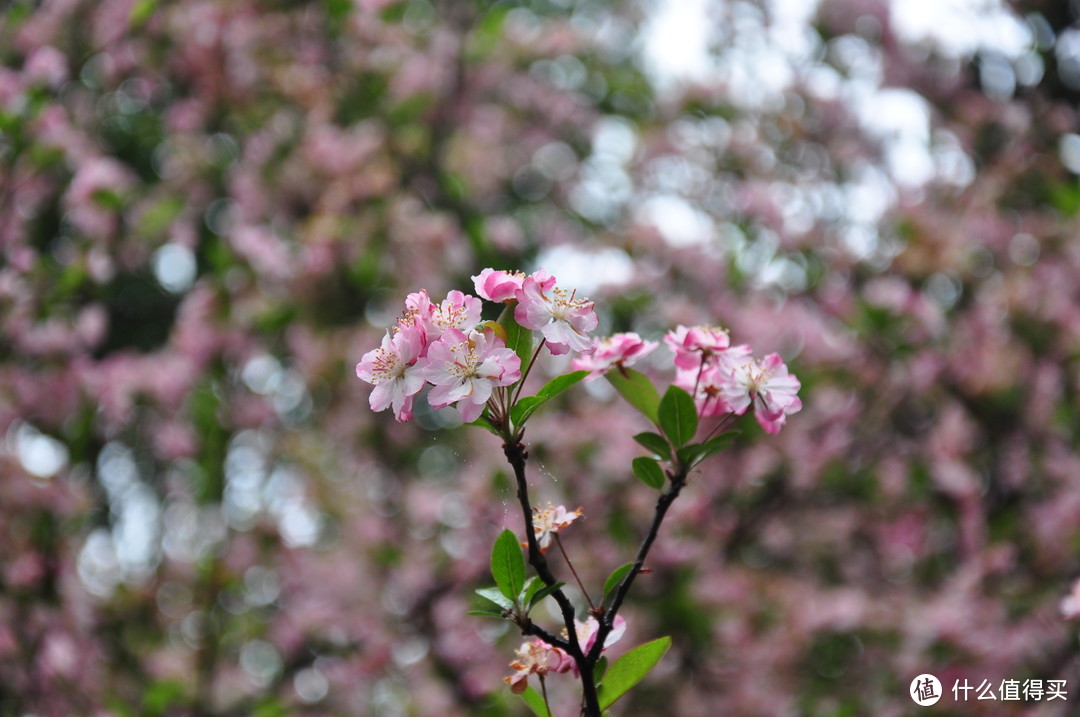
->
left=420, top=328, right=521, bottom=422
left=531, top=503, right=583, bottom=553
left=514, top=276, right=597, bottom=355
left=719, top=353, right=802, bottom=434
left=673, top=344, right=753, bottom=417
left=403, top=289, right=483, bottom=342
left=472, top=268, right=526, bottom=302
left=504, top=640, right=571, bottom=694
left=664, top=324, right=732, bottom=370
left=577, top=615, right=627, bottom=654
left=472, top=268, right=556, bottom=302
left=571, top=332, right=659, bottom=380
left=355, top=324, right=427, bottom=422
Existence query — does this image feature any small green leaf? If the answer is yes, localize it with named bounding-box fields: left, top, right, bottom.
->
left=594, top=655, right=609, bottom=684
left=699, top=431, right=739, bottom=460
left=605, top=368, right=661, bottom=425
left=658, top=386, right=698, bottom=448
left=528, top=581, right=566, bottom=610
left=678, top=431, right=739, bottom=467
left=601, top=563, right=633, bottom=607
left=467, top=608, right=507, bottom=618
left=481, top=320, right=509, bottom=345
left=510, top=370, right=588, bottom=427
left=633, top=432, right=671, bottom=461
left=597, top=636, right=672, bottom=710
left=521, top=576, right=540, bottom=604
left=475, top=586, right=514, bottom=611
left=676, top=442, right=704, bottom=467
left=129, top=0, right=157, bottom=27
left=631, top=457, right=665, bottom=490
left=491, top=529, right=526, bottom=601
left=498, top=302, right=534, bottom=376
left=467, top=410, right=500, bottom=435
left=519, top=686, right=552, bottom=717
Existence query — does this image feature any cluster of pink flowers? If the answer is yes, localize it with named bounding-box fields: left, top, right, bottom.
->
left=358, top=274, right=801, bottom=433
left=356, top=269, right=600, bottom=422
left=666, top=325, right=802, bottom=434
left=571, top=332, right=659, bottom=380
left=504, top=615, right=627, bottom=694
left=569, top=324, right=802, bottom=434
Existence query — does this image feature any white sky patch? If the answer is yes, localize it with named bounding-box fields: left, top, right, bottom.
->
left=858, top=88, right=934, bottom=187
left=534, top=244, right=635, bottom=294
left=13, top=422, right=69, bottom=479
left=640, top=0, right=716, bottom=91
left=636, top=194, right=715, bottom=248
left=891, top=0, right=1032, bottom=58
left=766, top=0, right=823, bottom=61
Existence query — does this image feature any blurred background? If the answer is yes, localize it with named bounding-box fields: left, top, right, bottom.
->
left=2, top=0, right=1080, bottom=714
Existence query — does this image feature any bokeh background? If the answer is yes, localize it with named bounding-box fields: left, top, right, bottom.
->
left=3, top=0, right=1080, bottom=714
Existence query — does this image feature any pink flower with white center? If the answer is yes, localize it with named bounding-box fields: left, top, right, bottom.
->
left=576, top=615, right=627, bottom=654
left=664, top=325, right=732, bottom=370
left=531, top=503, right=583, bottom=553
left=400, top=289, right=482, bottom=342
left=673, top=344, right=753, bottom=417
left=430, top=290, right=483, bottom=337
left=514, top=276, right=598, bottom=355
left=552, top=616, right=627, bottom=677
left=420, top=328, right=521, bottom=422
left=571, top=332, right=659, bottom=381
left=355, top=324, right=427, bottom=422
left=719, top=353, right=802, bottom=434
left=504, top=640, right=572, bottom=694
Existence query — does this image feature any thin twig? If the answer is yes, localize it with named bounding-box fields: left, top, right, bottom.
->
left=555, top=534, right=595, bottom=611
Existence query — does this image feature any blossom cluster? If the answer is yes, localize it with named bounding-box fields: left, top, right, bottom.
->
left=358, top=271, right=802, bottom=434
left=504, top=615, right=627, bottom=694
left=357, top=269, right=599, bottom=422
left=665, top=325, right=802, bottom=435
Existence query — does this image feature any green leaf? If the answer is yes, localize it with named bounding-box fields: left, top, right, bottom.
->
left=519, top=686, right=552, bottom=717
left=528, top=581, right=566, bottom=610
left=475, top=586, right=514, bottom=611
left=633, top=432, right=671, bottom=461
left=467, top=410, right=500, bottom=435
left=597, top=636, right=672, bottom=710
left=521, top=576, right=541, bottom=604
left=491, top=529, right=526, bottom=601
left=467, top=608, right=507, bottom=618
left=658, top=386, right=698, bottom=448
left=141, top=679, right=186, bottom=716
left=594, top=655, right=609, bottom=684
left=497, top=302, right=534, bottom=377
left=601, top=563, right=633, bottom=607
left=631, top=457, right=665, bottom=490
left=605, top=368, right=661, bottom=425
left=324, top=0, right=352, bottom=23
left=128, top=0, right=157, bottom=27
left=677, top=431, right=739, bottom=467
left=510, top=370, right=588, bottom=427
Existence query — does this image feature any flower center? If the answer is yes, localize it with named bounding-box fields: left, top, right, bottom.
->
left=371, top=348, right=404, bottom=383
left=444, top=340, right=480, bottom=379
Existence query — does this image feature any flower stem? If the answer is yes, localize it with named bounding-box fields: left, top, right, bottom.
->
left=588, top=464, right=690, bottom=661
left=540, top=674, right=552, bottom=717
left=555, top=534, right=595, bottom=611
left=512, top=338, right=548, bottom=408
left=503, top=439, right=602, bottom=717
